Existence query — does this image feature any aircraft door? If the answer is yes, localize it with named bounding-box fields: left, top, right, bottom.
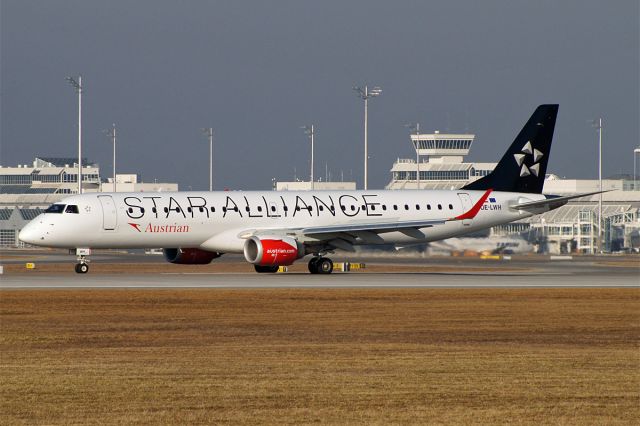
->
left=457, top=193, right=473, bottom=226
left=97, top=195, right=117, bottom=230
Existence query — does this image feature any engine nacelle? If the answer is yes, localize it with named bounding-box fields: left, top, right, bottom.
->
left=163, top=248, right=222, bottom=264
left=243, top=236, right=304, bottom=266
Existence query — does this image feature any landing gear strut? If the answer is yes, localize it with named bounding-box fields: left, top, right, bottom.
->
left=308, top=256, right=333, bottom=274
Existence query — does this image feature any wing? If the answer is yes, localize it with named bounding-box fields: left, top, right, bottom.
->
left=240, top=189, right=493, bottom=251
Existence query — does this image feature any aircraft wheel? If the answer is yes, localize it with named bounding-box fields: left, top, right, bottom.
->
left=316, top=257, right=333, bottom=274
left=75, top=263, right=89, bottom=274
left=254, top=265, right=279, bottom=273
left=308, top=257, right=320, bottom=274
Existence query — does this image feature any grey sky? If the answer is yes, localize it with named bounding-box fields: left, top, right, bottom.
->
left=1, top=1, right=638, bottom=190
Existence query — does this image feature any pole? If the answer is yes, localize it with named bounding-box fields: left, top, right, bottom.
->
left=112, top=124, right=116, bottom=192
left=634, top=148, right=640, bottom=190
left=202, top=128, right=213, bottom=191
left=310, top=125, right=314, bottom=190
left=209, top=128, right=213, bottom=191
left=598, top=118, right=602, bottom=253
left=364, top=90, right=368, bottom=190
left=416, top=123, right=420, bottom=189
left=78, top=76, right=82, bottom=194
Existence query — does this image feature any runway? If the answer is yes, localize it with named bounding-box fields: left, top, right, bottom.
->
left=2, top=270, right=638, bottom=288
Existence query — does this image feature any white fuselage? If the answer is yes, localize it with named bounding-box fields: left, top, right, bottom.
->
left=19, top=189, right=542, bottom=252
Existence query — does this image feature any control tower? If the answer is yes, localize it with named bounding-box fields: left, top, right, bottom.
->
left=388, top=131, right=496, bottom=190
left=411, top=131, right=475, bottom=163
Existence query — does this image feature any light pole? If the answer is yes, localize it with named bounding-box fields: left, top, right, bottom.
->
left=302, top=125, right=315, bottom=190
left=353, top=85, right=382, bottom=190
left=202, top=127, right=213, bottom=191
left=634, top=147, right=640, bottom=190
left=105, top=124, right=116, bottom=192
left=591, top=118, right=603, bottom=253
left=405, top=123, right=421, bottom=189
left=66, top=75, right=83, bottom=194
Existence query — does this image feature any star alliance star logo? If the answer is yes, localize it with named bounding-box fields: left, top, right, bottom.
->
left=513, top=141, right=543, bottom=177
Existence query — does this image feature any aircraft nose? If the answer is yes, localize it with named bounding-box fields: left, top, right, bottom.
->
left=19, top=220, right=44, bottom=245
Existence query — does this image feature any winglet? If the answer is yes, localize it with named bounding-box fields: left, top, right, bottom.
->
left=453, top=189, right=492, bottom=220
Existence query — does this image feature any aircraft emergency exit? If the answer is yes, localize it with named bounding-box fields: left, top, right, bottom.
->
left=19, top=105, right=597, bottom=273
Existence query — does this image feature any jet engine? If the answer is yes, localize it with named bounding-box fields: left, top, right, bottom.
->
left=163, top=248, right=222, bottom=264
left=243, top=236, right=304, bottom=266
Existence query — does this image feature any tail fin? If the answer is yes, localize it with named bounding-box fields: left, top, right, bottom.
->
left=462, top=104, right=558, bottom=194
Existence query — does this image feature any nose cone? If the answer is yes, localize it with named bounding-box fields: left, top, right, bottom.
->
left=19, top=220, right=44, bottom=245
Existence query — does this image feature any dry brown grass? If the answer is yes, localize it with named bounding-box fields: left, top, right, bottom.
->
left=1, top=288, right=639, bottom=425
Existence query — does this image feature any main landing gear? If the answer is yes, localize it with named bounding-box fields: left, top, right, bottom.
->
left=308, top=256, right=333, bottom=274
left=254, top=265, right=279, bottom=273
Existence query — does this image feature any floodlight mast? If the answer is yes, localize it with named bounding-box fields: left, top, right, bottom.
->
left=66, top=75, right=83, bottom=194
left=302, top=125, right=315, bottom=190
left=202, top=127, right=214, bottom=191
left=354, top=85, right=382, bottom=190
left=105, top=124, right=117, bottom=192
left=405, top=123, right=421, bottom=189
left=591, top=118, right=603, bottom=253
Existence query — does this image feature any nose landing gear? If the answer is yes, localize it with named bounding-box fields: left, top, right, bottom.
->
left=73, top=248, right=91, bottom=274
left=308, top=256, right=333, bottom=274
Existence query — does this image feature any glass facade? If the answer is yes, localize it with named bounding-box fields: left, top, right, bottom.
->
left=415, top=139, right=473, bottom=150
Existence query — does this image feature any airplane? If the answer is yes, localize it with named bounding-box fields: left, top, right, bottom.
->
left=19, top=104, right=598, bottom=274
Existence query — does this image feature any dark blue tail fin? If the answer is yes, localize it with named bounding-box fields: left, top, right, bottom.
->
left=462, top=104, right=558, bottom=194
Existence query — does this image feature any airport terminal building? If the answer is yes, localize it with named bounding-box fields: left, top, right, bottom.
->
left=0, top=157, right=177, bottom=247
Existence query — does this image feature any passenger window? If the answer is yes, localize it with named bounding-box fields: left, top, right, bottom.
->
left=152, top=207, right=157, bottom=213
left=404, top=204, right=409, bottom=210
left=283, top=206, right=289, bottom=212
left=245, top=207, right=250, bottom=212
left=350, top=205, right=356, bottom=211
left=210, top=207, right=216, bottom=212
left=199, top=207, right=204, bottom=212
left=415, top=204, right=420, bottom=210
left=164, top=207, right=169, bottom=213
left=438, top=204, right=442, bottom=210
left=393, top=205, right=398, bottom=210
left=188, top=207, right=193, bottom=213
left=258, top=206, right=263, bottom=212
left=319, top=206, right=324, bottom=212
left=371, top=205, right=376, bottom=211
left=271, top=206, right=276, bottom=212
left=449, top=204, right=453, bottom=210
left=427, top=205, right=431, bottom=210
left=382, top=205, right=387, bottom=211
left=222, top=207, right=227, bottom=212
left=128, top=207, right=133, bottom=213
left=65, top=205, right=79, bottom=214
left=308, top=206, right=313, bottom=212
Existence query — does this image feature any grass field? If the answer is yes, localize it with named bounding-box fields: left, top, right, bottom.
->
left=1, top=288, right=638, bottom=424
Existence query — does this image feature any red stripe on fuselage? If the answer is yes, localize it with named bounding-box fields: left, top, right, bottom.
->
left=453, top=189, right=493, bottom=220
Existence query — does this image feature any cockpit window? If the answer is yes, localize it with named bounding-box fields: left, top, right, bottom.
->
left=65, top=205, right=79, bottom=214
left=44, top=204, right=65, bottom=214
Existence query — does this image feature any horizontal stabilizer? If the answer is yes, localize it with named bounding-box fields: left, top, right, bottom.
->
left=510, top=191, right=608, bottom=212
